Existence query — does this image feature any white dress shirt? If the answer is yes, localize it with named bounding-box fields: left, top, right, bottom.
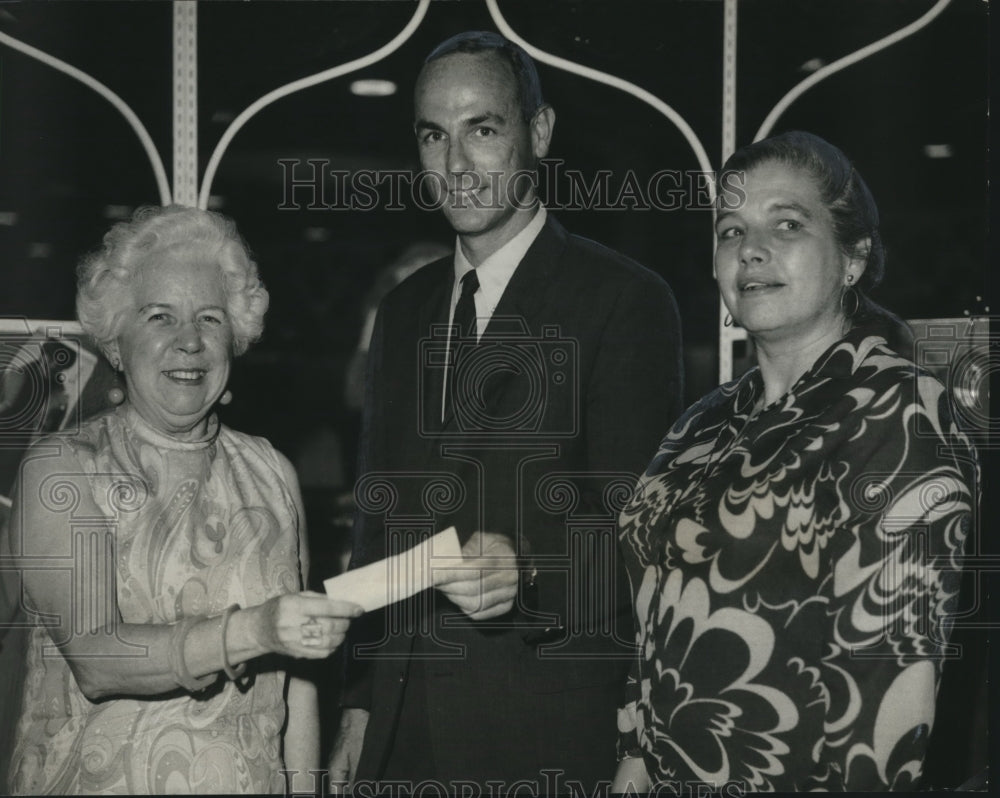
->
left=441, top=205, right=548, bottom=419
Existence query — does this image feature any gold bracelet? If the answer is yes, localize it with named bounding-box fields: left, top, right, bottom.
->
left=220, top=603, right=247, bottom=681
left=168, top=616, right=218, bottom=693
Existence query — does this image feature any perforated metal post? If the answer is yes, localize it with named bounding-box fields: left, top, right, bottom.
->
left=718, top=0, right=746, bottom=385
left=173, top=1, right=198, bottom=207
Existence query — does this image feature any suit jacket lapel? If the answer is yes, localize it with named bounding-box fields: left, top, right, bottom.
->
left=417, top=260, right=454, bottom=439
left=485, top=215, right=567, bottom=334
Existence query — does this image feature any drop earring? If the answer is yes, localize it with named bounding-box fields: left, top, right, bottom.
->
left=219, top=390, right=233, bottom=406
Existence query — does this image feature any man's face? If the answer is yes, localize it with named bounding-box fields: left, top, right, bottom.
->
left=414, top=51, right=548, bottom=247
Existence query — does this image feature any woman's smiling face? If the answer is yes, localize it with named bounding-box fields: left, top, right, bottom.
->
left=114, top=251, right=233, bottom=437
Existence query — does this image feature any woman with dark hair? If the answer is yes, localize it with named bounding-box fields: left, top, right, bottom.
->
left=613, top=132, right=977, bottom=792
left=3, top=206, right=362, bottom=794
left=717, top=130, right=912, bottom=356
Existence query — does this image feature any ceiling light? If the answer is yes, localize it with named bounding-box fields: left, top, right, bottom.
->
left=923, top=144, right=954, bottom=159
left=103, top=205, right=132, bottom=220
left=304, top=227, right=331, bottom=243
left=350, top=79, right=397, bottom=97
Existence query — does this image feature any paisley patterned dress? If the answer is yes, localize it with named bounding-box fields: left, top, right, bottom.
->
left=617, top=330, right=977, bottom=791
left=8, top=405, right=302, bottom=794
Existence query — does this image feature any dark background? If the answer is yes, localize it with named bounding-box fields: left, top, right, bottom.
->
left=0, top=0, right=987, bottom=449
left=0, top=0, right=990, bottom=789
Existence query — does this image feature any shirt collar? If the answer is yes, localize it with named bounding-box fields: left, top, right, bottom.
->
left=453, top=206, right=548, bottom=297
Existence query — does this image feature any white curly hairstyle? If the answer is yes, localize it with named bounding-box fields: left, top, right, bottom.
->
left=76, top=205, right=270, bottom=360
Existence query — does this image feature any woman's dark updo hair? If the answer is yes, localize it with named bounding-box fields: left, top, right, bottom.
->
left=718, top=130, right=912, bottom=356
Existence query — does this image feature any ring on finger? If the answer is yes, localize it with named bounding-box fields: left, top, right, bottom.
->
left=301, top=619, right=322, bottom=642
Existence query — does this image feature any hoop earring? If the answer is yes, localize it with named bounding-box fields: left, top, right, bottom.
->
left=723, top=313, right=734, bottom=328
left=841, top=286, right=860, bottom=318
left=219, top=390, right=233, bottom=406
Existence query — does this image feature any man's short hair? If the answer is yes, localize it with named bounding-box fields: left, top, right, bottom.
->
left=425, top=31, right=545, bottom=121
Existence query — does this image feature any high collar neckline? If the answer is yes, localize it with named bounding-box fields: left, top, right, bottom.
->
left=122, top=404, right=220, bottom=451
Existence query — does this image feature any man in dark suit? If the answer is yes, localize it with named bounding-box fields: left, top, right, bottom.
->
left=330, top=31, right=683, bottom=792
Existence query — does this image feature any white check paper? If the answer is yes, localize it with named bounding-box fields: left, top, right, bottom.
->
left=323, top=526, right=462, bottom=612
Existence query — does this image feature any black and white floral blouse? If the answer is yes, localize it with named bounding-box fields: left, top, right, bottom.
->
left=617, top=329, right=977, bottom=791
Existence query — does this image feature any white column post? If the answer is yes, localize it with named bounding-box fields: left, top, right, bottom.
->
left=172, top=1, right=198, bottom=206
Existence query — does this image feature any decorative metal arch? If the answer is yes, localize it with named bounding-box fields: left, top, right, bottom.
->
left=197, top=0, right=431, bottom=209
left=0, top=30, right=171, bottom=205
left=717, top=0, right=953, bottom=382
left=0, top=0, right=958, bottom=384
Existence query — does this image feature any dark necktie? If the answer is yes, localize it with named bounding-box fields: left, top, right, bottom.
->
left=446, top=269, right=480, bottom=419
left=453, top=269, right=480, bottom=341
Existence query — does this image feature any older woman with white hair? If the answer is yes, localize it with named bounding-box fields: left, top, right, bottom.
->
left=3, top=205, right=361, bottom=794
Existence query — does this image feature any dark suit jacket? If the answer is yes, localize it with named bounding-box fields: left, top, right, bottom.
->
left=345, top=215, right=683, bottom=785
